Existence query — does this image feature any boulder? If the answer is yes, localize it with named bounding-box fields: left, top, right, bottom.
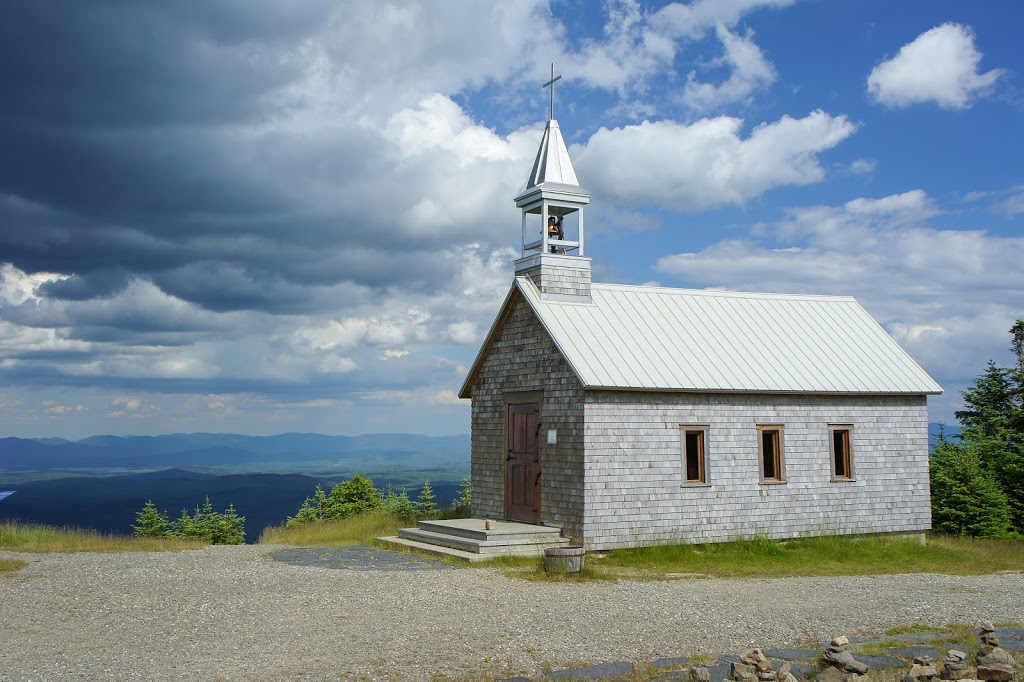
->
left=691, top=667, right=712, bottom=682
left=978, top=649, right=1015, bottom=667
left=977, top=664, right=1015, bottom=682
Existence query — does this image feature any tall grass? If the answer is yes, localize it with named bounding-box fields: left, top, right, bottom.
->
left=1, top=558, right=28, bottom=573
left=0, top=520, right=204, bottom=553
left=258, top=508, right=415, bottom=546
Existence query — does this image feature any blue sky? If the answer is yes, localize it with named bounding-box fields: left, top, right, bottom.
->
left=1, top=0, right=1021, bottom=438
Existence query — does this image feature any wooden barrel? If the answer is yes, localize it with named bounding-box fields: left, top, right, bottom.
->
left=544, top=546, right=585, bottom=574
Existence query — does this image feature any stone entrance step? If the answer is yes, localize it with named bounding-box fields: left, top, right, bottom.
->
left=378, top=518, right=567, bottom=562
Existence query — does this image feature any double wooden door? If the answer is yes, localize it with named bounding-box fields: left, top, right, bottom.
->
left=505, top=401, right=541, bottom=523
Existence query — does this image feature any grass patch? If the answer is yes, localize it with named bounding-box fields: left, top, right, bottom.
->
left=854, top=639, right=913, bottom=656
left=258, top=508, right=415, bottom=546
left=885, top=624, right=939, bottom=636
left=0, top=520, right=204, bottom=553
left=576, top=533, right=1024, bottom=579
left=0, top=558, right=29, bottom=573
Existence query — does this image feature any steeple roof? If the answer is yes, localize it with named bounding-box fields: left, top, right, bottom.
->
left=523, top=119, right=584, bottom=192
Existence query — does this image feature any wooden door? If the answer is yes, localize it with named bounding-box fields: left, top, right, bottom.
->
left=505, top=402, right=541, bottom=523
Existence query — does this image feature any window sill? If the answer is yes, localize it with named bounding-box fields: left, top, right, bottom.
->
left=831, top=477, right=856, bottom=483
left=680, top=482, right=711, bottom=488
left=759, top=479, right=787, bottom=485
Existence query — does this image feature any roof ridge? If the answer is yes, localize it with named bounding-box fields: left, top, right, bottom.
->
left=589, top=282, right=858, bottom=302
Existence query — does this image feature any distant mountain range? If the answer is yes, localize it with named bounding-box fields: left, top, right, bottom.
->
left=0, top=432, right=470, bottom=471
left=0, top=432, right=470, bottom=541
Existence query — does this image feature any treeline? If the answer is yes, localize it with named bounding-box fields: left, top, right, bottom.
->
left=133, top=496, right=246, bottom=544
left=931, top=320, right=1024, bottom=537
left=286, top=475, right=471, bottom=527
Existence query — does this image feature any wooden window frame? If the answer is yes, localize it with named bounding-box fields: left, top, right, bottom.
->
left=757, top=424, right=786, bottom=484
left=680, top=425, right=709, bottom=486
left=829, top=424, right=854, bottom=481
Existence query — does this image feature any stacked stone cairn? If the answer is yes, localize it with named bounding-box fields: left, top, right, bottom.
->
left=730, top=648, right=799, bottom=682
left=817, top=636, right=871, bottom=682
left=941, top=651, right=972, bottom=680
left=902, top=655, right=939, bottom=682
left=976, top=621, right=1016, bottom=682
left=908, top=623, right=1018, bottom=682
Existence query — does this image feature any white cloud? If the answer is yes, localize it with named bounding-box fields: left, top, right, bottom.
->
left=654, top=0, right=797, bottom=39
left=653, top=190, right=1024, bottom=393
left=682, top=24, right=777, bottom=112
left=849, top=158, right=876, bottom=175
left=577, top=110, right=856, bottom=211
left=867, top=23, right=1004, bottom=109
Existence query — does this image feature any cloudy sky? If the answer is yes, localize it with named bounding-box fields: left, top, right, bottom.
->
left=1, top=0, right=1021, bottom=439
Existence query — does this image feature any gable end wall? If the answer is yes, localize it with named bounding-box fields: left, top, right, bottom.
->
left=467, top=293, right=586, bottom=539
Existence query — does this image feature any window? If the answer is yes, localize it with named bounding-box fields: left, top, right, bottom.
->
left=680, top=426, right=708, bottom=485
left=757, top=425, right=785, bottom=483
left=829, top=425, right=854, bottom=480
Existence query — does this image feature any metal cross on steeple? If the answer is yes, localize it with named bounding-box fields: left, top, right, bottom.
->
left=542, top=63, right=562, bottom=121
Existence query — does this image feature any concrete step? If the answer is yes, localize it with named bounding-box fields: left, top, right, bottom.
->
left=417, top=519, right=563, bottom=543
left=396, top=527, right=566, bottom=554
left=377, top=535, right=561, bottom=562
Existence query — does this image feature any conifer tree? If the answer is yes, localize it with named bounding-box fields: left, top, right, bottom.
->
left=934, top=319, right=1024, bottom=534
left=416, top=479, right=437, bottom=518
left=132, top=500, right=170, bottom=537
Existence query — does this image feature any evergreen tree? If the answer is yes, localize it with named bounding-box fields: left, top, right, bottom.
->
left=382, top=484, right=416, bottom=519
left=213, top=504, right=246, bottom=545
left=132, top=500, right=170, bottom=537
left=452, top=477, right=472, bottom=516
left=416, top=479, right=437, bottom=518
left=931, top=438, right=1014, bottom=537
left=287, top=484, right=331, bottom=527
left=935, top=319, right=1024, bottom=533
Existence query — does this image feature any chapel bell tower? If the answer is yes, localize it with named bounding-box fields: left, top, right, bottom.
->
left=513, top=67, right=592, bottom=301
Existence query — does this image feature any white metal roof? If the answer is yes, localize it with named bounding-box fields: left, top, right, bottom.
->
left=460, top=277, right=942, bottom=397
left=521, top=119, right=581, bottom=190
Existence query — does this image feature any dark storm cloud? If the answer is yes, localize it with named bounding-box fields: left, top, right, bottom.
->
left=0, top=0, right=332, bottom=128
left=38, top=269, right=132, bottom=301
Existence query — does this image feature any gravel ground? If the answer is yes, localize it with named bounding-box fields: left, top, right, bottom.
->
left=1, top=545, right=1022, bottom=682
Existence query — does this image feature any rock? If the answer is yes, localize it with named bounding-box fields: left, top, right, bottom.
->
left=732, top=662, right=757, bottom=682
left=943, top=669, right=979, bottom=681
left=816, top=667, right=845, bottom=682
left=742, top=649, right=769, bottom=666
left=833, top=637, right=851, bottom=649
left=823, top=649, right=870, bottom=675
left=980, top=622, right=996, bottom=634
left=916, top=657, right=937, bottom=666
left=977, top=664, right=1015, bottom=682
left=844, top=673, right=872, bottom=682
left=906, top=663, right=939, bottom=681
left=948, top=652, right=970, bottom=664
left=690, top=667, right=711, bottom=682
left=778, top=661, right=792, bottom=679
left=978, top=648, right=1015, bottom=666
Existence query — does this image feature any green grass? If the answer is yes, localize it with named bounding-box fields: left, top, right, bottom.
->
left=0, top=520, right=204, bottom=553
left=885, top=624, right=937, bottom=635
left=578, top=533, right=1024, bottom=579
left=0, top=558, right=29, bottom=573
left=258, top=514, right=1024, bottom=581
left=258, top=508, right=415, bottom=546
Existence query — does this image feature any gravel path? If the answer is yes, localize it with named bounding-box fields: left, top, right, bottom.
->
left=1, top=545, right=1021, bottom=682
